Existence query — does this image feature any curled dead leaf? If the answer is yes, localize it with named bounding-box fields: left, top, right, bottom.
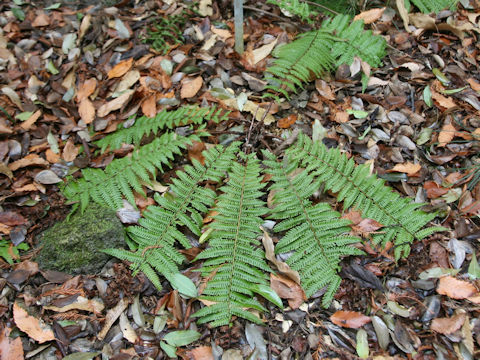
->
left=354, top=7, right=385, bottom=24
left=388, top=162, right=421, bottom=176
left=431, top=312, right=466, bottom=335
left=108, top=58, right=133, bottom=79
left=181, top=76, right=203, bottom=99
left=330, top=310, right=371, bottom=329
left=437, top=276, right=477, bottom=299
left=13, top=302, right=55, bottom=343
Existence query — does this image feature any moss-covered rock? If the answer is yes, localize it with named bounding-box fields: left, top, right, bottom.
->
left=35, top=205, right=125, bottom=275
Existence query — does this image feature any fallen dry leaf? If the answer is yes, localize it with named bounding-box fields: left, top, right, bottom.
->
left=97, top=89, right=135, bottom=117
left=78, top=98, right=95, bottom=124
left=76, top=78, right=97, bottom=102
left=270, top=273, right=305, bottom=309
left=249, top=38, right=277, bottom=65
left=354, top=7, right=385, bottom=24
left=330, top=310, right=371, bottom=329
left=188, top=346, right=214, bottom=360
left=277, top=114, right=297, bottom=129
left=388, top=162, right=421, bottom=176
left=108, top=58, right=133, bottom=79
left=262, top=228, right=301, bottom=284
left=431, top=312, right=466, bottom=335
left=20, top=110, right=42, bottom=131
left=315, top=79, right=335, bottom=100
left=0, top=211, right=26, bottom=226
left=8, top=154, right=49, bottom=171
left=13, top=302, right=55, bottom=343
left=467, top=78, right=480, bottom=92
left=98, top=298, right=129, bottom=340
left=438, top=122, right=456, bottom=147
left=0, top=325, right=24, bottom=360
left=432, top=91, right=457, bottom=110
left=181, top=76, right=203, bottom=99
left=44, top=296, right=104, bottom=313
left=352, top=218, right=384, bottom=234
left=437, top=276, right=477, bottom=299
left=45, top=149, right=60, bottom=163
left=62, top=138, right=79, bottom=162
left=141, top=94, right=157, bottom=117
left=32, top=12, right=50, bottom=27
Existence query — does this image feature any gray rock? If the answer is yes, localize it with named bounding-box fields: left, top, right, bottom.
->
left=35, top=205, right=125, bottom=275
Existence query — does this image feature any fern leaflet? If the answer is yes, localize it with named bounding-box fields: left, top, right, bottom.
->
left=194, top=153, right=273, bottom=326
left=411, top=0, right=459, bottom=13
left=264, top=150, right=362, bottom=306
left=287, top=133, right=445, bottom=259
left=96, top=106, right=228, bottom=152
left=103, top=143, right=240, bottom=291
left=62, top=130, right=207, bottom=213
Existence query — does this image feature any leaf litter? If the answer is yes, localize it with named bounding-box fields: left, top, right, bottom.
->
left=0, top=0, right=480, bottom=359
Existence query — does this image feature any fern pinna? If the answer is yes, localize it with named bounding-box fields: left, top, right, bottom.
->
left=62, top=130, right=207, bottom=213
left=411, top=0, right=459, bottom=13
left=287, top=134, right=445, bottom=259
left=194, top=153, right=281, bottom=326
left=103, top=143, right=240, bottom=292
left=264, top=14, right=386, bottom=99
left=263, top=150, right=362, bottom=307
left=95, top=106, right=228, bottom=152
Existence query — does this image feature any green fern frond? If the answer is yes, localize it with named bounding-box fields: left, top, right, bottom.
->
left=266, top=0, right=318, bottom=23
left=62, top=131, right=207, bottom=213
left=266, top=0, right=357, bottom=22
left=264, top=14, right=386, bottom=99
left=106, top=143, right=240, bottom=290
left=263, top=150, right=362, bottom=306
left=194, top=153, right=272, bottom=327
left=143, top=13, right=187, bottom=54
left=410, top=0, right=459, bottom=13
left=287, top=133, right=445, bottom=259
left=96, top=106, right=228, bottom=152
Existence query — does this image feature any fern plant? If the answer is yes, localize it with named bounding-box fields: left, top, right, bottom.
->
left=409, top=0, right=459, bottom=13
left=193, top=153, right=281, bottom=326
left=62, top=130, right=207, bottom=213
left=264, top=14, right=386, bottom=99
left=287, top=133, right=446, bottom=259
left=263, top=150, right=362, bottom=306
left=143, top=13, right=187, bottom=54
left=266, top=0, right=357, bottom=23
left=103, top=143, right=241, bottom=291
left=95, top=106, right=228, bottom=152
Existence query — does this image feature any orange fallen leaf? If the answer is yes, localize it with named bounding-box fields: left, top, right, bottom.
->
left=189, top=346, right=214, bottom=360
left=315, top=79, right=335, bottom=100
left=45, top=149, right=60, bottom=163
left=354, top=7, right=385, bottom=24
left=334, top=111, right=349, bottom=123
left=181, top=76, right=203, bottom=99
left=108, top=58, right=133, bottom=79
left=77, top=78, right=97, bottom=102
left=431, top=312, right=466, bottom=334
left=97, top=89, right=135, bottom=117
left=78, top=98, right=95, bottom=124
left=431, top=90, right=456, bottom=109
left=388, top=162, right=421, bottom=176
left=352, top=218, right=384, bottom=234
left=62, top=138, right=79, bottom=162
left=20, top=110, right=42, bottom=131
left=277, top=114, right=297, bottom=129
left=424, top=181, right=449, bottom=199
left=330, top=310, right=371, bottom=329
left=437, top=276, right=477, bottom=299
left=32, top=12, right=50, bottom=27
left=438, top=122, right=456, bottom=147
left=188, top=141, right=206, bottom=164
left=467, top=78, right=480, bottom=92
left=13, top=302, right=55, bottom=343
left=0, top=325, right=24, bottom=360
left=270, top=273, right=305, bottom=309
left=141, top=94, right=157, bottom=118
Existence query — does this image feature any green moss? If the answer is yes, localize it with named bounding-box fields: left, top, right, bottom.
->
left=35, top=205, right=125, bottom=275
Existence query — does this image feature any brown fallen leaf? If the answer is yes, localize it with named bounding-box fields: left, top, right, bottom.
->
left=8, top=154, right=49, bottom=171
left=141, top=94, right=157, bottom=117
left=0, top=325, right=24, bottom=360
left=467, top=78, right=480, bottom=92
left=262, top=228, right=301, bottom=284
left=432, top=91, right=457, bottom=110
left=13, top=302, right=55, bottom=343
left=108, top=58, right=133, bottom=79
left=315, top=79, right=335, bottom=100
left=277, top=114, right=297, bottom=129
left=62, top=138, right=79, bottom=162
left=97, top=89, right=135, bottom=117
left=32, top=11, right=50, bottom=27
left=330, top=310, right=371, bottom=329
left=352, top=218, right=384, bottom=235
left=387, top=162, right=421, bottom=176
left=188, top=141, right=206, bottom=165
left=438, top=122, right=456, bottom=147
left=76, top=78, right=97, bottom=102
left=270, top=273, right=305, bottom=309
left=78, top=98, right=95, bottom=124
left=188, top=346, right=214, bottom=360
left=354, top=7, right=385, bottom=24
left=45, top=149, right=60, bottom=163
left=334, top=111, right=349, bottom=123
left=0, top=211, right=26, bottom=226
left=20, top=110, right=42, bottom=131
left=98, top=298, right=129, bottom=340
left=437, top=276, right=477, bottom=299
left=45, top=296, right=104, bottom=314
left=431, top=312, right=466, bottom=335
left=181, top=76, right=203, bottom=99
